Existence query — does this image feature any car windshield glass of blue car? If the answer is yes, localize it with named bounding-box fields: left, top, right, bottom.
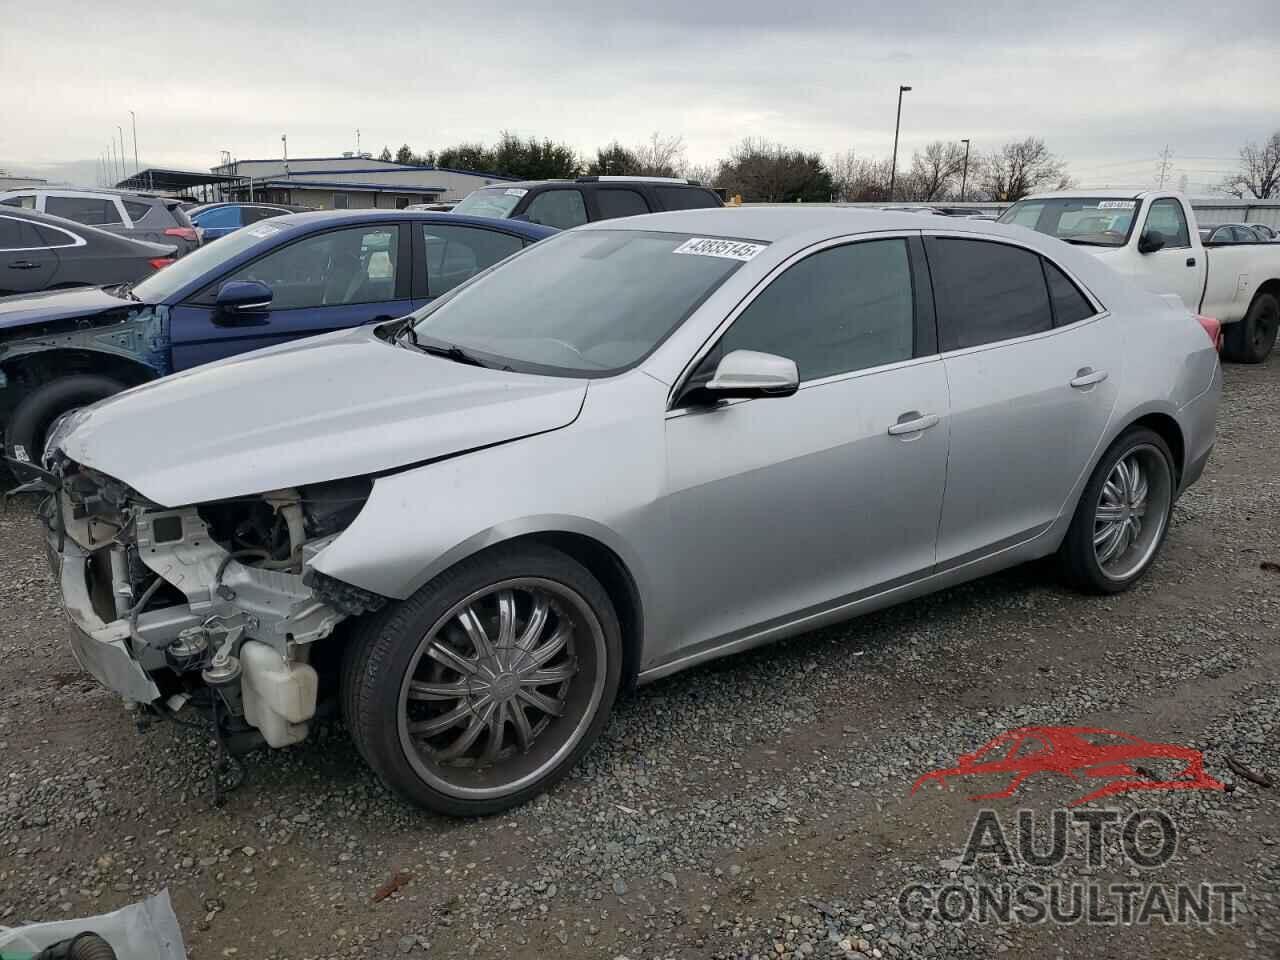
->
left=409, top=230, right=760, bottom=375
left=130, top=223, right=284, bottom=301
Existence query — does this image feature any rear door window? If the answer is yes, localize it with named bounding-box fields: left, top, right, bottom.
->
left=193, top=207, right=242, bottom=229
left=525, top=189, right=588, bottom=229
left=422, top=224, right=525, bottom=296
left=595, top=188, right=650, bottom=220
left=655, top=186, right=720, bottom=211
left=46, top=195, right=122, bottom=226
left=925, top=238, right=1053, bottom=350
left=1043, top=260, right=1096, bottom=326
left=0, top=215, right=47, bottom=250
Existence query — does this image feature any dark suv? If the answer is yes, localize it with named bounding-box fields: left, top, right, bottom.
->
left=451, top=176, right=723, bottom=229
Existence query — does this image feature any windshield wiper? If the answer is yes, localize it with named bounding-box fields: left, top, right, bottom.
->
left=403, top=332, right=490, bottom=368
left=114, top=281, right=141, bottom=301
left=1059, top=238, right=1106, bottom=246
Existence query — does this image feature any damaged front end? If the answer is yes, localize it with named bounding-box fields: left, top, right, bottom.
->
left=37, top=454, right=384, bottom=758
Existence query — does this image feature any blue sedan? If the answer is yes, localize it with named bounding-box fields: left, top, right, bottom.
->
left=0, top=210, right=556, bottom=462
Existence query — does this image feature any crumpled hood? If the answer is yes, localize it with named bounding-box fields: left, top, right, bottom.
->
left=0, top=286, right=132, bottom=332
left=55, top=326, right=588, bottom=506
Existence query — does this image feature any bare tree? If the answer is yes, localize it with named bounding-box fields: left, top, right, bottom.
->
left=1219, top=131, right=1280, bottom=199
left=828, top=149, right=892, bottom=202
left=682, top=162, right=718, bottom=186
left=905, top=141, right=967, bottom=201
left=977, top=137, right=1070, bottom=202
left=634, top=132, right=687, bottom=178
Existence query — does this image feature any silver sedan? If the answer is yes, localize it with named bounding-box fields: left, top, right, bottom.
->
left=42, top=208, right=1221, bottom=816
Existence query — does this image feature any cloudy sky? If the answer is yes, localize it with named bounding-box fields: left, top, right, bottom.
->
left=1, top=0, right=1275, bottom=193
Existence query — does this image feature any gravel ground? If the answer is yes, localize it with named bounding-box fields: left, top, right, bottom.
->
left=1, top=356, right=1277, bottom=960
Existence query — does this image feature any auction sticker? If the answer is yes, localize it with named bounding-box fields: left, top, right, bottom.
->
left=505, top=187, right=529, bottom=197
left=673, top=237, right=767, bottom=261
left=247, top=223, right=281, bottom=238
left=1097, top=200, right=1136, bottom=209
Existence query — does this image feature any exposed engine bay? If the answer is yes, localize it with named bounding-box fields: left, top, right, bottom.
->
left=34, top=454, right=386, bottom=798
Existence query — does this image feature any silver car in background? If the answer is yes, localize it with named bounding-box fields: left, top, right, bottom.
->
left=39, top=208, right=1221, bottom=816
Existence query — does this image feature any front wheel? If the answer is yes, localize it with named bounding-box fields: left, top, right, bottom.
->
left=5, top=374, right=126, bottom=466
left=1059, top=427, right=1176, bottom=594
left=341, top=543, right=621, bottom=816
left=1222, top=292, right=1279, bottom=364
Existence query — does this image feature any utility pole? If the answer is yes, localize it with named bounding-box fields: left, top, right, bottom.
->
left=356, top=128, right=361, bottom=156
left=118, top=126, right=127, bottom=184
left=130, top=110, right=140, bottom=176
left=960, top=138, right=971, bottom=202
left=1156, top=145, right=1173, bottom=189
left=889, top=84, right=912, bottom=202
left=109, top=141, right=117, bottom=186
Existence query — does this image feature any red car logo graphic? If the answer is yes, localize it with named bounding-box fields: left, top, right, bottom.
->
left=911, top=726, right=1224, bottom=806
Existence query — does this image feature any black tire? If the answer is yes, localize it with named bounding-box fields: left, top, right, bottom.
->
left=341, top=542, right=622, bottom=816
left=1222, top=292, right=1279, bottom=364
left=5, top=374, right=127, bottom=465
left=1060, top=427, right=1176, bottom=594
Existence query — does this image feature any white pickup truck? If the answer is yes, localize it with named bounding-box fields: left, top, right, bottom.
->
left=999, top=190, right=1280, bottom=362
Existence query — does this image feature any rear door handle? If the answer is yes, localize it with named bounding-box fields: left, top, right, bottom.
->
left=887, top=412, right=941, bottom=436
left=8, top=260, right=38, bottom=270
left=1070, top=367, right=1108, bottom=388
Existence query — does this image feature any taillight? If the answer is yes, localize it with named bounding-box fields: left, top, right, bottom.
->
left=1195, top=314, right=1222, bottom=351
left=164, top=227, right=198, bottom=243
left=149, top=258, right=175, bottom=270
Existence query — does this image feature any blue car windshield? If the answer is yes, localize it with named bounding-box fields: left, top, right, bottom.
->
left=132, top=224, right=284, bottom=301
left=409, top=229, right=760, bottom=376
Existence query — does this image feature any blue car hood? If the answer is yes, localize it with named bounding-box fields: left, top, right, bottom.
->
left=0, top=286, right=132, bottom=332
left=54, top=326, right=588, bottom=506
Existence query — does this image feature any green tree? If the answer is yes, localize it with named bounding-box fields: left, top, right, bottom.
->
left=715, top=138, right=834, bottom=203
left=436, top=142, right=495, bottom=173
left=394, top=143, right=414, bottom=165
left=588, top=141, right=642, bottom=176
left=377, top=146, right=392, bottom=162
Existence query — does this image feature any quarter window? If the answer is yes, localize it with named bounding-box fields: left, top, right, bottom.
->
left=1043, top=260, right=1096, bottom=326
left=1146, top=199, right=1190, bottom=248
left=713, top=239, right=915, bottom=382
left=46, top=196, right=122, bottom=225
left=422, top=224, right=524, bottom=296
left=218, top=225, right=399, bottom=310
left=925, top=238, right=1053, bottom=350
left=525, top=189, right=588, bottom=229
left=0, top=216, right=47, bottom=250
left=595, top=188, right=650, bottom=220
left=123, top=200, right=153, bottom=223
left=655, top=186, right=720, bottom=210
left=1, top=195, right=36, bottom=209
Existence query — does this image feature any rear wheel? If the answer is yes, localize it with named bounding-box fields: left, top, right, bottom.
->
left=1060, top=427, right=1176, bottom=594
left=341, top=543, right=621, bottom=816
left=1222, top=292, right=1279, bottom=364
left=5, top=374, right=126, bottom=466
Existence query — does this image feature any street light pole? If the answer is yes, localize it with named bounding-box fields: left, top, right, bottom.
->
left=889, top=84, right=912, bottom=202
left=130, top=110, right=140, bottom=176
left=117, top=126, right=127, bottom=184
left=960, top=138, right=971, bottom=202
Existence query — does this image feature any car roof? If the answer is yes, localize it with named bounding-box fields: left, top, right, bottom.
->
left=257, top=209, right=558, bottom=240
left=475, top=178, right=709, bottom=190
left=0, top=186, right=171, bottom=201
left=573, top=206, right=1022, bottom=243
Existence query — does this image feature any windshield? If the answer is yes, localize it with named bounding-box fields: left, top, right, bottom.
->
left=132, top=222, right=287, bottom=301
left=452, top=188, right=524, bottom=219
left=997, top=197, right=1141, bottom=247
left=408, top=229, right=759, bottom=375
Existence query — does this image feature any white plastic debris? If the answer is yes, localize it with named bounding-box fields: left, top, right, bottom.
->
left=0, top=889, right=186, bottom=960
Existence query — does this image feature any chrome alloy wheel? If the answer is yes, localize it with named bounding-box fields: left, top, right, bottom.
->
left=396, top=577, right=606, bottom=800
left=1093, top=443, right=1173, bottom=582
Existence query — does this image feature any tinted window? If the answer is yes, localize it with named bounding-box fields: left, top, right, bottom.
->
left=0, top=215, right=47, bottom=250
left=655, top=186, right=720, bottom=211
left=422, top=224, right=525, bottom=296
left=192, top=207, right=241, bottom=229
left=32, top=222, right=81, bottom=248
left=1146, top=199, right=1190, bottom=248
left=1044, top=260, right=1095, bottom=326
left=715, top=239, right=914, bottom=381
left=595, top=188, right=650, bottom=219
left=1, top=195, right=36, bottom=209
left=452, top=188, right=523, bottom=219
left=123, top=200, right=153, bottom=223
left=46, top=196, right=122, bottom=225
left=525, top=189, right=587, bottom=229
left=925, top=238, right=1052, bottom=350
left=242, top=206, right=286, bottom=225
left=220, top=225, right=399, bottom=310
left=1233, top=226, right=1259, bottom=243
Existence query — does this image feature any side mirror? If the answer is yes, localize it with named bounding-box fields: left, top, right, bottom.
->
left=705, top=350, right=799, bottom=400
left=1137, top=230, right=1166, bottom=254
left=215, top=279, right=273, bottom=313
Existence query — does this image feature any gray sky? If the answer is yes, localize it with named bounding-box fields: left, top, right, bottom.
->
left=2, top=0, right=1276, bottom=194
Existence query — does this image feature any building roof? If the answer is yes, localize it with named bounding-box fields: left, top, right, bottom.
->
left=258, top=179, right=447, bottom=193
left=117, top=168, right=245, bottom=192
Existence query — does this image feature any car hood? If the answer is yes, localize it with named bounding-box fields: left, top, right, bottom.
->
left=55, top=326, right=588, bottom=506
left=0, top=286, right=132, bottom=332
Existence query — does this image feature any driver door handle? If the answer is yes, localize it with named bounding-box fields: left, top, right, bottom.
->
left=8, top=260, right=39, bottom=270
left=1070, top=367, right=1108, bottom=388
left=887, top=412, right=940, bottom=436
